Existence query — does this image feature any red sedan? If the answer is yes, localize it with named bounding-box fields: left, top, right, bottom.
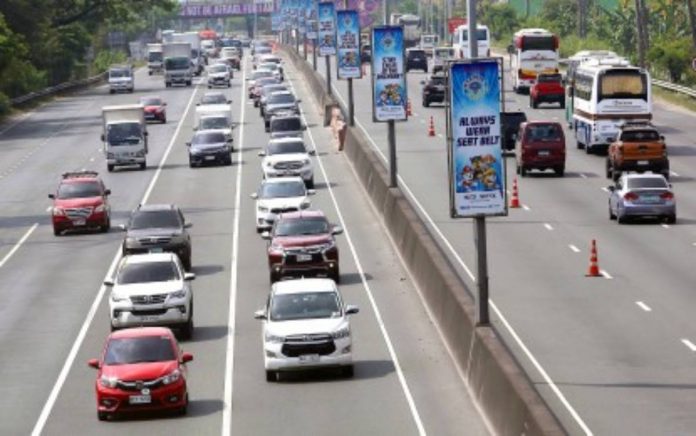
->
left=139, top=96, right=167, bottom=123
left=88, top=327, right=193, bottom=420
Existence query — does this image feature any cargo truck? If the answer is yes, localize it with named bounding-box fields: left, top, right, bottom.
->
left=163, top=42, right=193, bottom=87
left=173, top=32, right=204, bottom=75
left=108, top=65, right=134, bottom=94
left=101, top=105, right=148, bottom=172
left=147, top=43, right=163, bottom=75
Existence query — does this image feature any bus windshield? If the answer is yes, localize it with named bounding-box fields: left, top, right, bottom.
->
left=599, top=70, right=647, bottom=100
left=460, top=29, right=488, bottom=42
left=520, top=36, right=556, bottom=51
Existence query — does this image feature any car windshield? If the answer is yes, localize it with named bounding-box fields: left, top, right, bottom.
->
left=106, top=123, right=142, bottom=146
left=271, top=118, right=302, bottom=132
left=193, top=131, right=226, bottom=144
left=274, top=218, right=329, bottom=236
left=409, top=50, right=426, bottom=58
left=259, top=63, right=278, bottom=71
left=526, top=124, right=562, bottom=141
left=621, top=129, right=660, bottom=141
left=252, top=70, right=273, bottom=80
left=148, top=52, right=162, bottom=62
left=139, top=97, right=162, bottom=106
left=130, top=210, right=181, bottom=229
left=538, top=74, right=562, bottom=83
left=260, top=182, right=306, bottom=198
left=627, top=177, right=668, bottom=189
left=103, top=336, right=176, bottom=365
left=201, top=94, right=227, bottom=105
left=270, top=292, right=341, bottom=321
left=268, top=93, right=295, bottom=104
left=263, top=85, right=287, bottom=96
left=430, top=77, right=446, bottom=86
left=200, top=117, right=230, bottom=130
left=117, top=261, right=180, bottom=284
left=57, top=182, right=101, bottom=199
left=268, top=140, right=305, bottom=154
left=210, top=65, right=228, bottom=74
left=110, top=69, right=130, bottom=78
left=256, top=78, right=278, bottom=88
left=165, top=57, right=189, bottom=69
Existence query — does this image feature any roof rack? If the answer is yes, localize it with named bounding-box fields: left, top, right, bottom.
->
left=62, top=170, right=99, bottom=179
left=619, top=121, right=653, bottom=129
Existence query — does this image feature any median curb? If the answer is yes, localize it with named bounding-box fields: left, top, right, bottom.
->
left=282, top=46, right=566, bottom=436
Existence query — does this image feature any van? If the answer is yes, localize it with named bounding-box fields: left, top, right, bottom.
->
left=515, top=121, right=565, bottom=177
left=269, top=114, right=306, bottom=139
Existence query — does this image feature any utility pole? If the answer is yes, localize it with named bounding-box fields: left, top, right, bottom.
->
left=687, top=0, right=696, bottom=52
left=635, top=0, right=647, bottom=68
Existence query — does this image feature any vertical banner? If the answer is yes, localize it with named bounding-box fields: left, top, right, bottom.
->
left=298, top=0, right=307, bottom=35
left=306, top=0, right=318, bottom=39
left=371, top=26, right=407, bottom=122
left=447, top=59, right=506, bottom=218
left=336, top=10, right=361, bottom=79
left=317, top=2, right=336, bottom=56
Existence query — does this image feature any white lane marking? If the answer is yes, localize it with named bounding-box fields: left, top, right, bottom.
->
left=661, top=224, right=670, bottom=229
left=45, top=206, right=52, bottom=213
left=544, top=223, right=553, bottom=231
left=292, top=71, right=427, bottom=436
left=569, top=244, right=580, bottom=253
left=580, top=173, right=587, bottom=179
left=221, top=62, right=246, bottom=436
left=670, top=171, right=679, bottom=177
left=437, top=133, right=444, bottom=138
left=681, top=339, right=696, bottom=352
left=328, top=75, right=593, bottom=435
left=30, top=73, right=202, bottom=436
left=601, top=187, right=610, bottom=193
left=522, top=204, right=530, bottom=211
left=420, top=119, right=425, bottom=124
left=0, top=223, right=38, bottom=269
left=89, top=157, right=95, bottom=162
left=600, top=270, right=613, bottom=280
left=635, top=301, right=652, bottom=312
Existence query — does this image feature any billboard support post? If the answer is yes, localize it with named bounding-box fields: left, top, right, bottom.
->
left=313, top=39, right=317, bottom=70
left=348, top=78, right=355, bottom=126
left=474, top=216, right=489, bottom=325
left=326, top=55, right=332, bottom=96
left=388, top=120, right=397, bottom=187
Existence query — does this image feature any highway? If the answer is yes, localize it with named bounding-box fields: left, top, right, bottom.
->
left=0, top=55, right=489, bottom=434
left=313, top=50, right=696, bottom=435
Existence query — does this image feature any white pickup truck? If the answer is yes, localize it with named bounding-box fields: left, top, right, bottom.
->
left=101, top=105, right=148, bottom=172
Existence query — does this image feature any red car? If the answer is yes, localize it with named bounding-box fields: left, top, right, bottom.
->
left=261, top=210, right=342, bottom=283
left=139, top=96, right=167, bottom=123
left=515, top=121, right=566, bottom=177
left=529, top=73, right=565, bottom=109
left=49, top=171, right=111, bottom=235
left=88, top=327, right=193, bottom=421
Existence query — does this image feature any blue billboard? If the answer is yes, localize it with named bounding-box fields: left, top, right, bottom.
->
left=317, top=2, right=336, bottom=56
left=447, top=59, right=506, bottom=217
left=336, top=10, right=361, bottom=79
left=371, top=26, right=407, bottom=122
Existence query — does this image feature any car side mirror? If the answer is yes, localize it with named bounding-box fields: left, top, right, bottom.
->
left=227, top=100, right=232, bottom=104
left=420, top=80, right=425, bottom=85
left=186, top=142, right=191, bottom=147
left=87, top=358, right=100, bottom=369
left=260, top=231, right=271, bottom=240
left=163, top=102, right=167, bottom=106
left=258, top=151, right=266, bottom=156
left=660, top=135, right=665, bottom=141
left=184, top=273, right=196, bottom=281
left=250, top=193, right=259, bottom=199
left=48, top=194, right=55, bottom=199
left=103, top=279, right=114, bottom=287
left=181, top=352, right=194, bottom=363
left=331, top=226, right=343, bottom=235
left=104, top=189, right=111, bottom=196
left=302, top=125, right=307, bottom=131
left=345, top=305, right=359, bottom=315
left=308, top=149, right=316, bottom=155
left=607, top=186, right=615, bottom=192
left=297, top=99, right=302, bottom=103
left=254, top=309, right=267, bottom=320
left=307, top=189, right=316, bottom=196
left=184, top=222, right=193, bottom=229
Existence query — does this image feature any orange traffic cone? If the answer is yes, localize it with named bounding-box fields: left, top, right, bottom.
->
left=586, top=239, right=601, bottom=277
left=428, top=116, right=435, bottom=137
left=407, top=99, right=412, bottom=116
left=509, top=177, right=520, bottom=208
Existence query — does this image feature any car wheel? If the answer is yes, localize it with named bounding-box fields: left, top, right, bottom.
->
left=162, top=117, right=167, bottom=124
left=107, top=164, right=114, bottom=173
left=555, top=165, right=565, bottom=177
left=208, top=85, right=212, bottom=89
left=176, top=396, right=188, bottom=416
left=265, top=370, right=277, bottom=382
left=180, top=311, right=194, bottom=340
left=530, top=97, right=537, bottom=109
left=306, top=177, right=314, bottom=189
left=576, top=139, right=584, bottom=150
left=422, top=99, right=429, bottom=108
left=612, top=168, right=621, bottom=181
left=100, top=218, right=110, bottom=233
left=586, top=144, right=593, bottom=155
left=97, top=411, right=109, bottom=421
left=617, top=212, right=628, bottom=224
left=520, top=165, right=528, bottom=177
left=516, top=163, right=521, bottom=175
left=330, top=267, right=340, bottom=284
left=559, top=100, right=566, bottom=109
left=53, top=227, right=61, bottom=236
left=225, top=156, right=233, bottom=166
left=666, top=214, right=677, bottom=224
left=254, top=101, right=259, bottom=107
left=182, top=255, right=192, bottom=271
left=139, top=162, right=146, bottom=170
left=605, top=159, right=612, bottom=178
left=341, top=365, right=354, bottom=378
left=269, top=271, right=280, bottom=284
left=109, top=90, right=115, bottom=95
left=609, top=203, right=616, bottom=220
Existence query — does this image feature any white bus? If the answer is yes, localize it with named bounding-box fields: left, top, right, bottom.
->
left=569, top=57, right=651, bottom=154
left=509, top=28, right=559, bottom=93
left=390, top=13, right=422, bottom=48
left=452, top=24, right=490, bottom=59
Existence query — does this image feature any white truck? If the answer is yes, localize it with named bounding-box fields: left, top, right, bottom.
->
left=173, top=32, right=204, bottom=76
left=420, top=34, right=439, bottom=55
left=108, top=65, right=134, bottom=94
left=194, top=105, right=234, bottom=145
left=163, top=42, right=193, bottom=87
left=101, top=105, right=148, bottom=172
left=147, top=43, right=163, bottom=75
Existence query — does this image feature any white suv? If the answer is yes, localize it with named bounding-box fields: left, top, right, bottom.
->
left=259, top=137, right=315, bottom=188
left=254, top=278, right=359, bottom=381
left=105, top=253, right=196, bottom=339
left=251, top=177, right=315, bottom=232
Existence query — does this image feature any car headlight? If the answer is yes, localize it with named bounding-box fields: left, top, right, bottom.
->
left=303, top=159, right=311, bottom=165
left=265, top=332, right=285, bottom=343
left=300, top=201, right=310, bottom=209
left=269, top=243, right=284, bottom=255
left=106, top=152, right=114, bottom=159
left=258, top=205, right=269, bottom=213
left=110, top=292, right=128, bottom=302
left=265, top=161, right=273, bottom=168
left=52, top=207, right=65, bottom=216
left=321, top=240, right=336, bottom=252
left=332, top=326, right=350, bottom=339
left=136, top=149, right=146, bottom=157
left=100, top=375, right=118, bottom=388
left=169, top=289, right=187, bottom=300
left=161, top=369, right=181, bottom=385
left=94, top=204, right=106, bottom=213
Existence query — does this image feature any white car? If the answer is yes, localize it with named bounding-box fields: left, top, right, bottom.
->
left=257, top=62, right=284, bottom=81
left=197, top=114, right=233, bottom=142
left=207, top=64, right=232, bottom=88
left=251, top=177, right=314, bottom=231
left=259, top=137, right=315, bottom=188
left=254, top=278, right=359, bottom=381
left=105, top=253, right=196, bottom=338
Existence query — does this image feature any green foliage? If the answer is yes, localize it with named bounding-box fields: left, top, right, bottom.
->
left=537, top=0, right=577, bottom=37
left=93, top=49, right=128, bottom=74
left=648, top=37, right=694, bottom=82
left=558, top=34, right=614, bottom=58
left=479, top=1, right=520, bottom=41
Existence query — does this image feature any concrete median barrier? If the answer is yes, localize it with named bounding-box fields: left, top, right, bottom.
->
left=282, top=45, right=565, bottom=436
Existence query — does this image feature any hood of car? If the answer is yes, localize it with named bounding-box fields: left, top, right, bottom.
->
left=198, top=103, right=230, bottom=113
left=109, top=77, right=132, bottom=83
left=263, top=153, right=309, bottom=165
left=258, top=196, right=308, bottom=210
left=209, top=72, right=229, bottom=78
left=266, top=103, right=296, bottom=112
left=111, top=280, right=184, bottom=297
left=126, top=227, right=183, bottom=238
left=266, top=317, right=347, bottom=337
left=191, top=141, right=228, bottom=151
left=101, top=360, right=179, bottom=381
left=143, top=106, right=163, bottom=113
left=54, top=196, right=103, bottom=208
left=271, top=233, right=332, bottom=248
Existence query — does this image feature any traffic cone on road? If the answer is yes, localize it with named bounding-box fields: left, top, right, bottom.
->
left=509, top=177, right=520, bottom=208
left=428, top=116, right=435, bottom=137
left=586, top=239, right=601, bottom=277
left=407, top=99, right=413, bottom=116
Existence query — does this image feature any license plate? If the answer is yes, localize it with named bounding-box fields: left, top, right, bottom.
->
left=538, top=151, right=550, bottom=156
left=296, top=254, right=312, bottom=262
left=72, top=219, right=86, bottom=226
left=129, top=395, right=151, bottom=404
left=140, top=315, right=161, bottom=322
left=641, top=195, right=660, bottom=203
left=637, top=160, right=649, bottom=165
left=205, top=155, right=216, bottom=161
left=299, top=354, right=320, bottom=363
left=149, top=248, right=163, bottom=253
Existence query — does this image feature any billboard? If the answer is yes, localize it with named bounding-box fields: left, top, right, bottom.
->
left=447, top=59, right=506, bottom=218
left=317, top=2, right=336, bottom=56
left=336, top=10, right=361, bottom=79
left=371, top=26, right=407, bottom=122
left=180, top=2, right=275, bottom=18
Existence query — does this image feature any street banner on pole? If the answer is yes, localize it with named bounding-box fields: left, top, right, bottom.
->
left=447, top=59, right=507, bottom=217
left=336, top=10, right=361, bottom=79
left=371, top=26, right=407, bottom=122
left=317, top=2, right=336, bottom=56
left=306, top=0, right=318, bottom=39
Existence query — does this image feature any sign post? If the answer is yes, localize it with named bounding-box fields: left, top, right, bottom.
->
left=318, top=2, right=336, bottom=96
left=336, top=10, right=361, bottom=127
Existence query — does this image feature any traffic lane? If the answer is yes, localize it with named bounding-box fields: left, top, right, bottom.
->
left=0, top=77, right=204, bottom=434
left=38, top=71, right=243, bottom=434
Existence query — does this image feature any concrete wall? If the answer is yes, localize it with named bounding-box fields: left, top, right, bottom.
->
left=283, top=46, right=566, bottom=436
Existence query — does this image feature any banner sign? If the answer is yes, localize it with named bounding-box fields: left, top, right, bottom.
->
left=448, top=17, right=467, bottom=34
left=317, top=2, right=336, bottom=56
left=306, top=0, right=318, bottom=39
left=180, top=2, right=275, bottom=18
left=336, top=10, right=361, bottom=79
left=447, top=59, right=506, bottom=217
left=371, top=26, right=407, bottom=122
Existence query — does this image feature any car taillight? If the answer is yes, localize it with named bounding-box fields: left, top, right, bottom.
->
left=660, top=192, right=674, bottom=200
left=624, top=192, right=639, bottom=201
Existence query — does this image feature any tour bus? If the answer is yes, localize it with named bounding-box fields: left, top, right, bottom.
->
left=508, top=28, right=559, bottom=93
left=568, top=57, right=652, bottom=154
left=563, top=50, right=620, bottom=127
left=452, top=24, right=490, bottom=59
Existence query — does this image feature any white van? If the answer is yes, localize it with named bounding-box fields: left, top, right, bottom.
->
left=452, top=24, right=490, bottom=59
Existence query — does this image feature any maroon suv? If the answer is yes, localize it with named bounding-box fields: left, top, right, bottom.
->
left=261, top=210, right=342, bottom=283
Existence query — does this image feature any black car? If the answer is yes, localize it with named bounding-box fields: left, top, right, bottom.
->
left=187, top=130, right=233, bottom=167
left=406, top=49, right=428, bottom=73
left=421, top=74, right=447, bottom=107
left=121, top=204, right=193, bottom=270
left=501, top=111, right=528, bottom=151
left=360, top=44, right=371, bottom=63
left=263, top=91, right=301, bottom=131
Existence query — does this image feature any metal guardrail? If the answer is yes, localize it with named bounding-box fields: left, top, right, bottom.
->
left=9, top=72, right=107, bottom=106
left=652, top=79, right=696, bottom=98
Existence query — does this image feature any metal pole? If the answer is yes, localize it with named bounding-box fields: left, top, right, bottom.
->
left=313, top=39, right=317, bottom=71
left=467, top=0, right=478, bottom=58
left=474, top=216, right=489, bottom=325
left=304, top=35, right=308, bottom=61
left=383, top=0, right=388, bottom=25
left=325, top=55, right=332, bottom=96
left=348, top=78, right=355, bottom=126
left=388, top=120, right=397, bottom=187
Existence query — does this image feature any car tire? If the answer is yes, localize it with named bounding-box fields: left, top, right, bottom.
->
left=612, top=168, right=621, bottom=181
left=331, top=267, right=340, bottom=284
left=306, top=178, right=314, bottom=189
left=139, top=162, right=146, bottom=170
left=148, top=71, right=152, bottom=76
left=265, top=370, right=277, bottom=382
left=609, top=204, right=617, bottom=220
left=176, top=395, right=188, bottom=416
left=559, top=100, right=565, bottom=109
left=520, top=165, right=528, bottom=177
left=422, top=99, right=429, bottom=108
left=586, top=144, right=593, bottom=155
left=186, top=80, right=192, bottom=86
left=225, top=156, right=233, bottom=166
left=182, top=255, right=192, bottom=271
left=180, top=309, right=194, bottom=341
left=576, top=138, right=584, bottom=150
left=617, top=213, right=628, bottom=224
left=555, top=166, right=565, bottom=177
left=162, top=117, right=167, bottom=124
left=107, top=164, right=114, bottom=173
left=97, top=411, right=109, bottom=421
left=516, top=163, right=521, bottom=175
left=342, top=365, right=354, bottom=378
left=530, top=96, right=537, bottom=109
left=100, top=218, right=110, bottom=233
left=109, top=90, right=115, bottom=95
left=666, top=214, right=677, bottom=224
left=270, top=271, right=280, bottom=284
left=53, top=227, right=61, bottom=236
left=605, top=159, right=612, bottom=178
left=208, top=85, right=212, bottom=89
left=254, top=101, right=259, bottom=107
